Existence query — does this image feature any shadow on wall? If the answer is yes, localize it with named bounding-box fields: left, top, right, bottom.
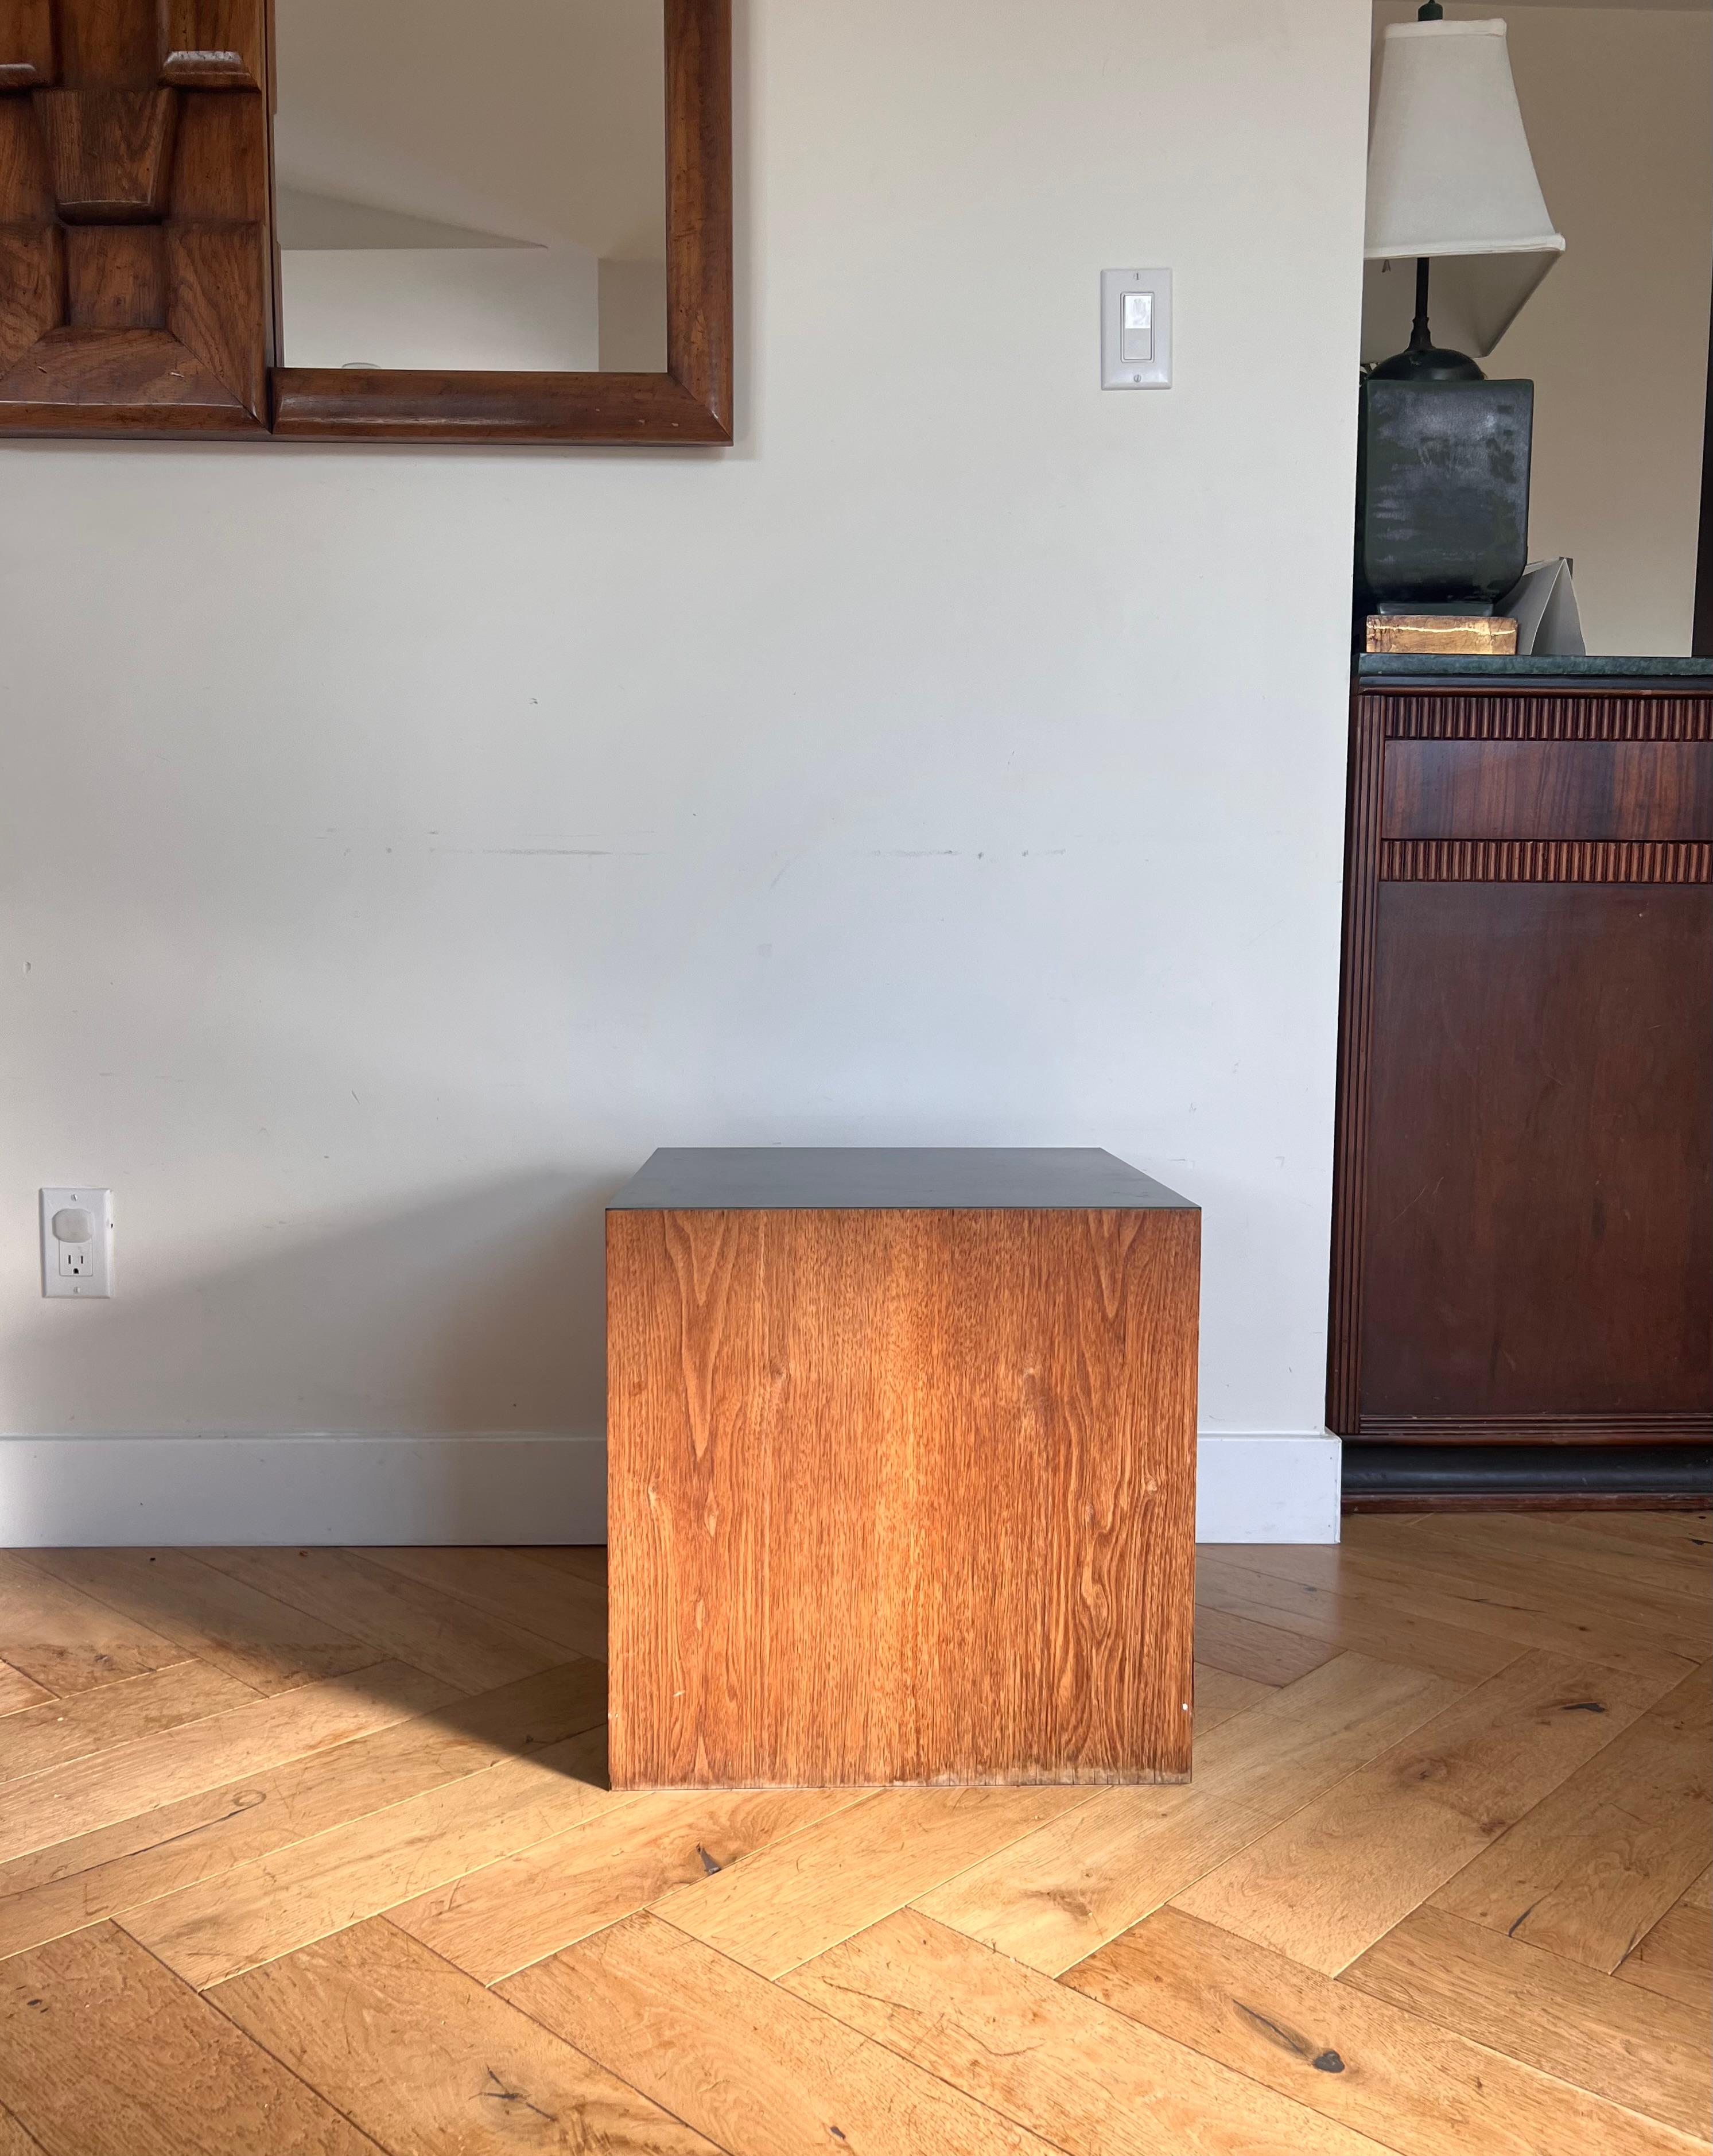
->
left=4, top=1173, right=613, bottom=1441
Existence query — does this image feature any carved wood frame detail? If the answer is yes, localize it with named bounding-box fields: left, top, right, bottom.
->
left=0, top=0, right=733, bottom=444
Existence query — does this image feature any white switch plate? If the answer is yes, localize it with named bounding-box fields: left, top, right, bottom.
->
left=1101, top=268, right=1172, bottom=389
left=41, top=1187, right=114, bottom=1299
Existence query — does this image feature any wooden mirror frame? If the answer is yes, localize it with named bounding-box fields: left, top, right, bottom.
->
left=269, top=0, right=731, bottom=445
left=0, top=0, right=731, bottom=445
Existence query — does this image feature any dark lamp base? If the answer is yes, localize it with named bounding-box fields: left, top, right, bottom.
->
left=1369, top=340, right=1485, bottom=384
left=1373, top=598, right=1498, bottom=617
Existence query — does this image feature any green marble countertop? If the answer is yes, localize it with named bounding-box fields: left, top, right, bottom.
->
left=1357, top=654, right=1713, bottom=679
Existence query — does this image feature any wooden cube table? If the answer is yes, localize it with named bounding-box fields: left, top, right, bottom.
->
left=606, top=1147, right=1199, bottom=1789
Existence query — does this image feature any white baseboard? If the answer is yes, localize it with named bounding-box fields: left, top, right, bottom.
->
left=1194, top=1435, right=1342, bottom=1544
left=0, top=1430, right=1341, bottom=1547
left=0, top=1435, right=610, bottom=1548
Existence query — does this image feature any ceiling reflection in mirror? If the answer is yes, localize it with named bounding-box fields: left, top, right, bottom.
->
left=274, top=1, right=667, bottom=373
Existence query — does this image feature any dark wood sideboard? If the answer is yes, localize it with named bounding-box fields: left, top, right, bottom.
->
left=1329, top=669, right=1712, bottom=1506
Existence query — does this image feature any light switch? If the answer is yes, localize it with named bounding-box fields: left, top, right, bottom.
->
left=1120, top=290, right=1153, bottom=362
left=1101, top=269, right=1171, bottom=390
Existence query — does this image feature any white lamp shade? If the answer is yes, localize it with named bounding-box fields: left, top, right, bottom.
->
left=1362, top=18, right=1564, bottom=362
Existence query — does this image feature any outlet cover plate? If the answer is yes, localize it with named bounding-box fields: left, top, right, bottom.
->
left=41, top=1187, right=114, bottom=1299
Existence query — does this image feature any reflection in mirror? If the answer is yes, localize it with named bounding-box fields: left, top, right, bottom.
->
left=274, top=1, right=667, bottom=374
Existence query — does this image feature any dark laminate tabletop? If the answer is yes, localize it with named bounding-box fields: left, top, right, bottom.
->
left=608, top=1147, right=1195, bottom=1212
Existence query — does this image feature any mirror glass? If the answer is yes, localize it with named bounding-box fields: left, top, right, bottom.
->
left=274, top=1, right=667, bottom=374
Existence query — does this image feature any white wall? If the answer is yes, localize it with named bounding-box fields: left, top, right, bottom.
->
left=0, top=0, right=1369, bottom=1542
left=1373, top=2, right=1713, bottom=655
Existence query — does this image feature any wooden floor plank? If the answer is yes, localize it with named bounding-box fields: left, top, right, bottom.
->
left=911, top=1655, right=1462, bottom=1976
left=0, top=1523, right=1701, bottom=2156
left=0, top=1665, right=50, bottom=1719
left=1187, top=1652, right=1467, bottom=1821
left=1215, top=1542, right=1700, bottom=1682
left=1516, top=1514, right=1708, bottom=1561
left=353, top=1546, right=608, bottom=1663
left=1192, top=1604, right=1339, bottom=1686
left=191, top=1549, right=564, bottom=1695
left=502, top=1910, right=1062, bottom=2156
left=0, top=1661, right=454, bottom=1867
left=0, top=1659, right=255, bottom=1785
left=0, top=1553, right=187, bottom=1698
left=1344, top=1905, right=1713, bottom=2142
left=1063, top=1905, right=1700, bottom=2156
left=914, top=1784, right=1271, bottom=1976
left=124, top=1726, right=620, bottom=1987
left=1615, top=1900, right=1713, bottom=2017
left=658, top=1783, right=1094, bottom=1978
left=1432, top=1663, right=1712, bottom=1969
left=0, top=1922, right=381, bottom=2155
left=0, top=2107, right=45, bottom=2155
left=1172, top=1649, right=1685, bottom=1974
left=509, top=1544, right=608, bottom=1587
left=393, top=1784, right=863, bottom=1983
left=29, top=1550, right=383, bottom=1697
left=212, top=1916, right=723, bottom=2154
left=788, top=1907, right=1400, bottom=2156
left=1317, top=1527, right=1711, bottom=1661
left=1195, top=1553, right=1525, bottom=1684
left=1398, top=1517, right=1713, bottom=1608
left=0, top=1661, right=607, bottom=1961
left=1191, top=1664, right=1276, bottom=1731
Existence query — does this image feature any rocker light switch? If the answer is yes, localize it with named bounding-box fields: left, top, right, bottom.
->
left=1102, top=269, right=1172, bottom=390
left=1120, top=290, right=1153, bottom=362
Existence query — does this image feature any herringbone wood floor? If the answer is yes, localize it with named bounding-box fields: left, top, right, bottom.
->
left=0, top=1515, right=1707, bottom=2154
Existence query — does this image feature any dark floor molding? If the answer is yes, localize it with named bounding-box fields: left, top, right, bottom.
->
left=1343, top=1440, right=1712, bottom=1513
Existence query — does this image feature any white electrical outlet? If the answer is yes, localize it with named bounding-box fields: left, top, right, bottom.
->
left=41, top=1188, right=114, bottom=1299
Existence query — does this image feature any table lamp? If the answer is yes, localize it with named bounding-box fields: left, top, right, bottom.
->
left=1356, top=6, right=1566, bottom=623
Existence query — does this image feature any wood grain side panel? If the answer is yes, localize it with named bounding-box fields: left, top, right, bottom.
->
left=1382, top=741, right=1712, bottom=844
left=1358, top=885, right=1713, bottom=1423
left=608, top=1207, right=1198, bottom=1788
